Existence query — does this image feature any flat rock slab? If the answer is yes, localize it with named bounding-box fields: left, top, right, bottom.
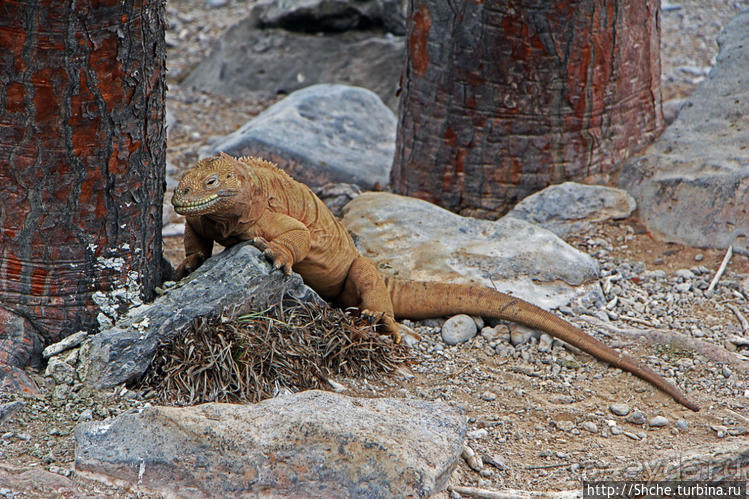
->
left=182, top=10, right=404, bottom=110
left=75, top=390, right=467, bottom=498
left=342, top=192, right=601, bottom=310
left=508, top=182, right=636, bottom=238
left=210, top=84, right=396, bottom=190
left=78, top=242, right=320, bottom=389
left=0, top=464, right=79, bottom=497
left=620, top=9, right=749, bottom=249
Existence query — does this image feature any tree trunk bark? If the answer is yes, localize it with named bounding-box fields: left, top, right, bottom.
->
left=392, top=0, right=663, bottom=218
left=0, top=0, right=167, bottom=388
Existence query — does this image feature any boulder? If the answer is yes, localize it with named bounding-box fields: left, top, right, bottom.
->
left=209, top=84, right=396, bottom=190
left=78, top=242, right=321, bottom=389
left=342, top=192, right=602, bottom=310
left=181, top=4, right=404, bottom=110
left=75, top=390, right=466, bottom=497
left=253, top=0, right=407, bottom=35
left=507, top=182, right=636, bottom=238
left=254, top=0, right=381, bottom=32
left=620, top=10, right=749, bottom=250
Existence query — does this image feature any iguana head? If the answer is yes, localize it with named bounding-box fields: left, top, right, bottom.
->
left=172, top=153, right=256, bottom=217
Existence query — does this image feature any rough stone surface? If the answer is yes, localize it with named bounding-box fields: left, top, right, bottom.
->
left=620, top=9, right=749, bottom=250
left=508, top=182, right=637, bottom=238
left=182, top=7, right=404, bottom=110
left=342, top=192, right=602, bottom=310
left=44, top=358, right=76, bottom=386
left=0, top=465, right=78, bottom=497
left=78, top=242, right=320, bottom=389
left=0, top=401, right=24, bottom=425
left=209, top=84, right=396, bottom=190
left=0, top=307, right=43, bottom=394
left=75, top=390, right=467, bottom=498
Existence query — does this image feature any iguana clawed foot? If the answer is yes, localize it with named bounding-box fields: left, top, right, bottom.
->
left=360, top=309, right=420, bottom=344
left=252, top=236, right=293, bottom=275
left=175, top=253, right=207, bottom=279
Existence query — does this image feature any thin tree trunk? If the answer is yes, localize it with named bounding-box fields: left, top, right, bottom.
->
left=0, top=0, right=167, bottom=389
left=392, top=0, right=663, bottom=218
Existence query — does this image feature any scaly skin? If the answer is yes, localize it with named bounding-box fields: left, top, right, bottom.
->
left=172, top=153, right=700, bottom=412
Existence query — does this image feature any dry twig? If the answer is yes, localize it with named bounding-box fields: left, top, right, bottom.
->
left=707, top=243, right=733, bottom=293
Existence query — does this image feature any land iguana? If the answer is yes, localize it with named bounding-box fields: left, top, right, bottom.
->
left=171, top=153, right=700, bottom=412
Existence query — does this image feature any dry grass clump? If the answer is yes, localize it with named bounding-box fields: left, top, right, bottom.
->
left=137, top=300, right=413, bottom=405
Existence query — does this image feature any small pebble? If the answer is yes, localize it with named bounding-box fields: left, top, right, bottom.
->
left=722, top=366, right=732, bottom=378
left=625, top=411, right=647, bottom=425
left=675, top=419, right=689, bottom=431
left=610, top=426, right=623, bottom=436
left=555, top=420, right=575, bottom=432
left=694, top=253, right=704, bottom=261
left=674, top=269, right=695, bottom=280
left=609, top=403, right=631, bottom=416
left=648, top=416, right=669, bottom=428
left=462, top=445, right=483, bottom=471
left=441, top=314, right=478, bottom=345
left=581, top=421, right=598, bottom=433
left=479, top=391, right=497, bottom=402
left=467, top=428, right=489, bottom=439
left=483, top=454, right=506, bottom=470
left=510, top=326, right=539, bottom=346
left=537, top=333, right=553, bottom=352
left=712, top=425, right=728, bottom=438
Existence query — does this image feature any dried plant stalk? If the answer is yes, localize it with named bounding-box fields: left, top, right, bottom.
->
left=137, top=300, right=412, bottom=405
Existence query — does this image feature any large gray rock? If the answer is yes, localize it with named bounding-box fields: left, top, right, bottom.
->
left=254, top=0, right=381, bottom=32
left=210, top=84, right=396, bottom=190
left=342, top=192, right=602, bottom=310
left=254, top=0, right=407, bottom=35
left=508, top=182, right=636, bottom=238
left=78, top=242, right=320, bottom=389
left=75, top=390, right=466, bottom=497
left=182, top=5, right=404, bottom=110
left=620, top=10, right=749, bottom=250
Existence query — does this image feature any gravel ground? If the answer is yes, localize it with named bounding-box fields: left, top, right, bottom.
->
left=2, top=1, right=748, bottom=496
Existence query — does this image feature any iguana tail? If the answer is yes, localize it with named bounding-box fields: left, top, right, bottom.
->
left=385, top=278, right=700, bottom=412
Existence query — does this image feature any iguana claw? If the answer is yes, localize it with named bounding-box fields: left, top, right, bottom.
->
left=361, top=308, right=402, bottom=344
left=253, top=237, right=293, bottom=275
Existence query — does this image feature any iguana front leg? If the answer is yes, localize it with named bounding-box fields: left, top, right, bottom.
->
left=339, top=256, right=405, bottom=343
left=252, top=212, right=311, bottom=274
left=176, top=221, right=214, bottom=278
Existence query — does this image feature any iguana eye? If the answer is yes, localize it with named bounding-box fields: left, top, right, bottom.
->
left=226, top=173, right=233, bottom=179
left=205, top=174, right=219, bottom=187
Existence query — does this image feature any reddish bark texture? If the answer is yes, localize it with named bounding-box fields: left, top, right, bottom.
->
left=0, top=0, right=167, bottom=362
left=392, top=0, right=664, bottom=218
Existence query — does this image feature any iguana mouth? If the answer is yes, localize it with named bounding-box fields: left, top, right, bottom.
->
left=173, top=191, right=235, bottom=215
